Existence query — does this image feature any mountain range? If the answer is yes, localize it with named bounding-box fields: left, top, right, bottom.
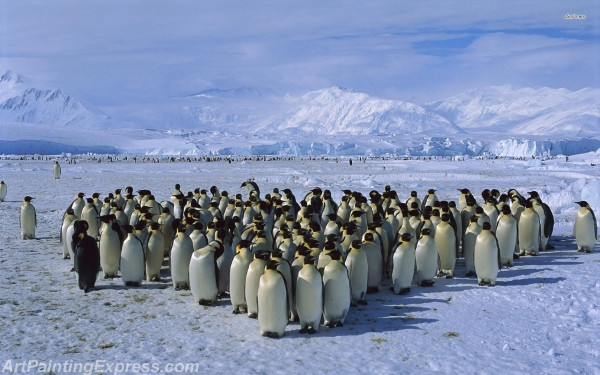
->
left=0, top=70, right=599, bottom=156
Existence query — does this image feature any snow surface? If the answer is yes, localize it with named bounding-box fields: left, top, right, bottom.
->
left=0, top=156, right=599, bottom=374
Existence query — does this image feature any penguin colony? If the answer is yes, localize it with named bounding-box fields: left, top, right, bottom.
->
left=11, top=178, right=592, bottom=337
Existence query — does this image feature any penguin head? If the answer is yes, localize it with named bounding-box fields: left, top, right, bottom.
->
left=427, top=189, right=436, bottom=195
left=441, top=213, right=450, bottom=222
left=501, top=205, right=512, bottom=215
left=92, top=192, right=100, bottom=199
left=304, top=255, right=317, bottom=265
left=328, top=249, right=343, bottom=261
left=237, top=239, right=253, bottom=250
left=324, top=241, right=337, bottom=251
left=575, top=201, right=589, bottom=208
left=482, top=222, right=492, bottom=231
left=271, top=248, right=283, bottom=258
left=265, top=259, right=279, bottom=270
left=420, top=228, right=431, bottom=236
left=363, top=233, right=374, bottom=242
left=149, top=222, right=160, bottom=231
left=351, top=239, right=362, bottom=249
left=86, top=198, right=94, bottom=204
left=77, top=192, right=85, bottom=198
left=255, top=250, right=271, bottom=260
left=401, top=232, right=412, bottom=242
left=24, top=196, right=34, bottom=202
left=410, top=191, right=417, bottom=197
left=458, top=188, right=470, bottom=194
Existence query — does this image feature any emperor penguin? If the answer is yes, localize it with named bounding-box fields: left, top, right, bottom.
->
left=483, top=198, right=499, bottom=232
left=189, top=222, right=208, bottom=250
left=529, top=191, right=555, bottom=250
left=53, top=161, right=61, bottom=179
left=120, top=225, right=145, bottom=286
left=457, top=188, right=471, bottom=212
left=73, top=227, right=100, bottom=293
left=0, top=181, right=7, bottom=201
left=170, top=224, right=194, bottom=290
left=230, top=240, right=254, bottom=314
left=474, top=222, right=500, bottom=286
left=245, top=250, right=270, bottom=318
left=421, top=189, right=439, bottom=212
left=574, top=201, right=597, bottom=253
left=216, top=229, right=234, bottom=297
left=322, top=250, right=351, bottom=328
left=362, top=232, right=383, bottom=293
left=241, top=180, right=261, bottom=200
left=70, top=192, right=86, bottom=218
left=81, top=198, right=100, bottom=240
left=158, top=208, right=175, bottom=255
left=189, top=241, right=223, bottom=305
left=518, top=201, right=541, bottom=256
left=336, top=195, right=351, bottom=224
left=415, top=228, right=437, bottom=287
left=20, top=196, right=36, bottom=239
left=406, top=191, right=421, bottom=211
left=271, top=248, right=293, bottom=321
left=61, top=209, right=78, bottom=259
left=496, top=205, right=518, bottom=267
left=435, top=214, right=456, bottom=278
left=463, top=216, right=482, bottom=276
left=344, top=239, right=368, bottom=306
left=295, top=255, right=323, bottom=334
left=98, top=214, right=123, bottom=278
left=145, top=222, right=165, bottom=281
left=258, top=259, right=289, bottom=338
left=391, top=232, right=415, bottom=295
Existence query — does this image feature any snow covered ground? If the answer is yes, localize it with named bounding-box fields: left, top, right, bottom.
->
left=0, top=155, right=599, bottom=374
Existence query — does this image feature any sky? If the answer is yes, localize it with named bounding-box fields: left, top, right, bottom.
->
left=0, top=0, right=598, bottom=109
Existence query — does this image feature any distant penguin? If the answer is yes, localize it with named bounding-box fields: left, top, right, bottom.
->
left=53, top=161, right=61, bottom=179
left=391, top=232, right=416, bottom=295
left=120, top=224, right=145, bottom=286
left=463, top=216, right=482, bottom=276
left=0, top=181, right=7, bottom=202
left=61, top=209, right=78, bottom=259
left=415, top=228, right=437, bottom=287
left=296, top=255, right=323, bottom=334
left=73, top=228, right=100, bottom=293
left=245, top=251, right=270, bottom=318
left=322, top=250, right=351, bottom=328
left=189, top=241, right=223, bottom=305
left=518, top=201, right=541, bottom=256
left=230, top=240, right=254, bottom=314
left=170, top=224, right=194, bottom=290
left=344, top=239, right=368, bottom=306
left=474, top=222, right=500, bottom=286
left=496, top=205, right=518, bottom=267
left=435, top=214, right=456, bottom=278
left=258, top=260, right=289, bottom=338
left=99, top=214, right=123, bottom=278
left=574, top=201, right=597, bottom=253
left=20, top=196, right=36, bottom=239
left=146, top=222, right=165, bottom=281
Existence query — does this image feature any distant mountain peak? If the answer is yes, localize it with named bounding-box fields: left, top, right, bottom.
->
left=0, top=70, right=25, bottom=85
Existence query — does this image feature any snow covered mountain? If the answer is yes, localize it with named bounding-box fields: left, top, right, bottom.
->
left=425, top=85, right=600, bottom=137
left=0, top=71, right=109, bottom=127
left=259, top=87, right=463, bottom=136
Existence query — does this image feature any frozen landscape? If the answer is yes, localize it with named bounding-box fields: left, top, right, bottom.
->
left=0, top=154, right=599, bottom=374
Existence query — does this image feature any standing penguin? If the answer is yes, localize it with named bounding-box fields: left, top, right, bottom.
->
left=322, top=250, right=351, bottom=328
left=258, top=259, right=289, bottom=338
left=73, top=226, right=100, bottom=293
left=518, top=201, right=541, bottom=256
left=0, top=181, right=7, bottom=202
left=52, top=161, right=61, bottom=179
left=81, top=198, right=100, bottom=240
left=344, top=239, right=368, bottom=306
left=391, top=233, right=416, bottom=295
left=61, top=209, right=78, bottom=259
left=145, top=222, right=165, bottom=281
left=496, top=205, right=518, bottom=267
left=574, top=201, right=597, bottom=253
left=529, top=191, right=555, bottom=250
left=98, top=214, right=123, bottom=278
left=189, top=241, right=223, bottom=305
left=463, top=216, right=482, bottom=276
left=296, top=255, right=323, bottom=334
left=20, top=196, right=36, bottom=239
left=120, top=225, right=145, bottom=286
left=474, top=222, right=500, bottom=286
left=170, top=224, right=194, bottom=290
left=230, top=240, right=254, bottom=314
left=245, top=251, right=270, bottom=318
left=362, top=232, right=383, bottom=293
left=435, top=214, right=456, bottom=278
left=415, top=228, right=437, bottom=287
left=69, top=192, right=86, bottom=219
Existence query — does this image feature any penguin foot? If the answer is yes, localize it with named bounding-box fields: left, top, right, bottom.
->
left=513, top=253, right=520, bottom=259
left=308, top=327, right=317, bottom=334
left=399, top=288, right=411, bottom=295
left=198, top=300, right=214, bottom=306
left=445, top=275, right=453, bottom=279
left=63, top=255, right=70, bottom=259
left=366, top=287, right=379, bottom=294
left=465, top=271, right=475, bottom=277
left=350, top=302, right=358, bottom=307
left=546, top=244, right=555, bottom=250
left=262, top=331, right=279, bottom=338
left=299, top=327, right=309, bottom=334
left=418, top=280, right=435, bottom=287
left=248, top=313, right=258, bottom=319
left=358, top=300, right=368, bottom=306
left=585, top=249, right=592, bottom=253
left=335, top=322, right=344, bottom=327
left=478, top=281, right=486, bottom=286
left=70, top=267, right=75, bottom=272
left=151, top=276, right=161, bottom=282
left=233, top=308, right=241, bottom=314
left=218, top=292, right=229, bottom=298
left=325, top=321, right=335, bottom=328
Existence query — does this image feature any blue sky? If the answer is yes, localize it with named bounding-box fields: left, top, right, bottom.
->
left=1, top=0, right=598, bottom=108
